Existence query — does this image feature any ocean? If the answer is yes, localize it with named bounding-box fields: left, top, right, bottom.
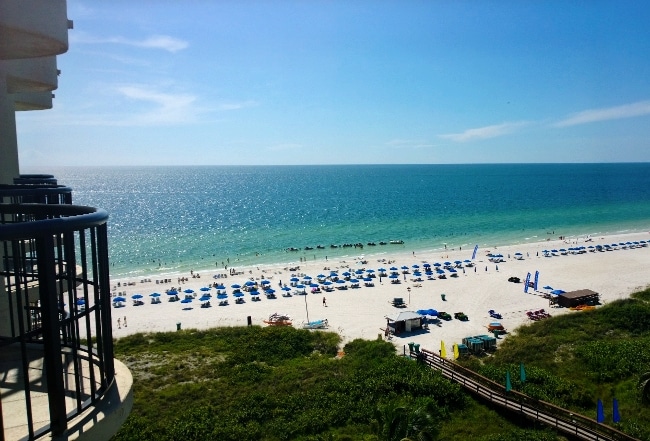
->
left=35, top=163, right=650, bottom=279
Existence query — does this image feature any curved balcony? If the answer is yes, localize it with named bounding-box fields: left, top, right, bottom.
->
left=0, top=203, right=132, bottom=440
left=1, top=57, right=59, bottom=93
left=13, top=175, right=58, bottom=186
left=0, top=0, right=71, bottom=60
left=0, top=183, right=72, bottom=205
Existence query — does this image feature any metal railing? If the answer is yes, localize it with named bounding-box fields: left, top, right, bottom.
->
left=0, top=202, right=115, bottom=439
left=13, top=175, right=58, bottom=187
left=412, top=348, right=639, bottom=441
left=0, top=184, right=73, bottom=205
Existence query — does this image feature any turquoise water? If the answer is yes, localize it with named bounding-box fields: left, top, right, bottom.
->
left=38, top=163, right=650, bottom=278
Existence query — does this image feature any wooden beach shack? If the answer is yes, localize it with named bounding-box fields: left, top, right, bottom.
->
left=556, top=289, right=600, bottom=308
left=387, top=311, right=424, bottom=335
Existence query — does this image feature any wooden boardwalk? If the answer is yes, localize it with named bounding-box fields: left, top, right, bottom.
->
left=413, top=348, right=639, bottom=441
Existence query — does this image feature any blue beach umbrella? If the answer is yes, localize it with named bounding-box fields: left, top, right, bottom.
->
left=322, top=281, right=332, bottom=286
left=433, top=262, right=441, bottom=267
left=76, top=298, right=85, bottom=305
left=150, top=292, right=161, bottom=297
left=266, top=288, right=276, bottom=294
left=233, top=292, right=244, bottom=297
left=167, top=289, right=178, bottom=295
left=200, top=287, right=211, bottom=291
left=180, top=298, right=192, bottom=304
left=290, top=277, right=300, bottom=282
left=184, top=289, right=194, bottom=294
left=231, top=284, right=241, bottom=289
left=132, top=294, right=143, bottom=299
left=309, top=283, right=319, bottom=288
left=216, top=294, right=227, bottom=300
left=113, top=296, right=126, bottom=302
left=216, top=284, right=226, bottom=290
left=261, top=279, right=271, bottom=285
left=249, top=290, right=260, bottom=296
left=281, top=286, right=292, bottom=291
left=245, top=281, right=256, bottom=287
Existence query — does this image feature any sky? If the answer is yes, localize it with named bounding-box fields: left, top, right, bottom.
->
left=16, top=1, right=650, bottom=166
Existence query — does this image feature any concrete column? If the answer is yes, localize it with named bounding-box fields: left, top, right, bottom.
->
left=0, top=73, right=19, bottom=184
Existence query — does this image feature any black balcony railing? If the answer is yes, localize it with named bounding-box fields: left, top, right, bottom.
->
left=13, top=174, right=58, bottom=187
left=0, top=202, right=115, bottom=439
left=0, top=184, right=73, bottom=205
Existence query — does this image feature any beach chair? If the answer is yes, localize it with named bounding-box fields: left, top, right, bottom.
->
left=526, top=311, right=539, bottom=321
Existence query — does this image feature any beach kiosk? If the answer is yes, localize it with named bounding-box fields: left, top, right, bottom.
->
left=387, top=311, right=425, bottom=335
left=557, top=289, right=600, bottom=308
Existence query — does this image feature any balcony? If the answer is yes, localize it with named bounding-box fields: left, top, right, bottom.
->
left=0, top=202, right=132, bottom=440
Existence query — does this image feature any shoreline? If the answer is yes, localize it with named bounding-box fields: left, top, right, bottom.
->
left=108, top=231, right=650, bottom=354
left=110, top=225, right=650, bottom=282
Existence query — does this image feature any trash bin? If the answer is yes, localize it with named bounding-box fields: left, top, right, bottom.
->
left=408, top=342, right=415, bottom=352
left=441, top=293, right=446, bottom=301
left=176, top=322, right=181, bottom=331
left=414, top=343, right=420, bottom=353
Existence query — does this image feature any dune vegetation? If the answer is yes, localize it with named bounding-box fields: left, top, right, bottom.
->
left=111, top=288, right=650, bottom=441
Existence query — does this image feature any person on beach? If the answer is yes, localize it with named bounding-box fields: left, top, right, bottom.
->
left=117, top=317, right=121, bottom=329
left=123, top=316, right=127, bottom=327
left=323, top=297, right=327, bottom=307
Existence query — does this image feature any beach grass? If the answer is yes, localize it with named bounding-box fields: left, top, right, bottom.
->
left=109, top=290, right=649, bottom=441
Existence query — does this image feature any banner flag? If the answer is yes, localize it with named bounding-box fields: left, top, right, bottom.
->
left=520, top=362, right=526, bottom=383
left=597, top=399, right=605, bottom=423
left=524, top=272, right=531, bottom=293
left=505, top=370, right=512, bottom=392
left=472, top=245, right=479, bottom=260
left=534, top=271, right=539, bottom=291
left=613, top=398, right=621, bottom=423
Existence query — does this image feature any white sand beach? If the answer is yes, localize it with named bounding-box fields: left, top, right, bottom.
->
left=108, top=232, right=650, bottom=354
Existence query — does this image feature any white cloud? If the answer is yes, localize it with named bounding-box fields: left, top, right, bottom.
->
left=218, top=100, right=259, bottom=111
left=268, top=143, right=302, bottom=152
left=439, top=121, right=527, bottom=142
left=115, top=85, right=197, bottom=125
left=71, top=32, right=188, bottom=53
left=387, top=139, right=436, bottom=149
left=554, top=100, right=650, bottom=127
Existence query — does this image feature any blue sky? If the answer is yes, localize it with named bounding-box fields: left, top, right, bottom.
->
left=17, top=1, right=650, bottom=166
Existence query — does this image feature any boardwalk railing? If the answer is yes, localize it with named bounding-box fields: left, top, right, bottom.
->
left=413, top=348, right=639, bottom=441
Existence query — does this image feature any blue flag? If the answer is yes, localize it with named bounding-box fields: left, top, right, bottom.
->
left=613, top=398, right=621, bottom=423
left=472, top=244, right=478, bottom=260
left=597, top=399, right=605, bottom=423
left=505, top=370, right=512, bottom=392
left=534, top=271, right=539, bottom=291
left=520, top=362, right=526, bottom=383
left=524, top=272, right=531, bottom=293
